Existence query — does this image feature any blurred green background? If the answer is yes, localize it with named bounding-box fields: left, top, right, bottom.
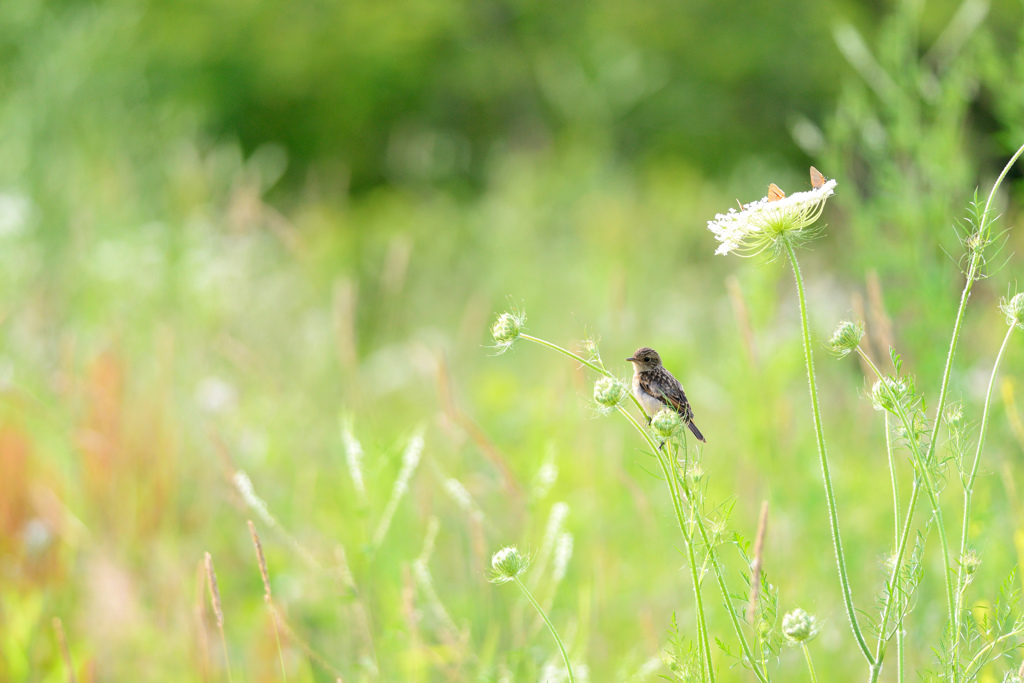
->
left=4, top=0, right=1024, bottom=679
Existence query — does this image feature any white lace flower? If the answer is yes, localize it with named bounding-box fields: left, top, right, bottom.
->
left=707, top=178, right=837, bottom=257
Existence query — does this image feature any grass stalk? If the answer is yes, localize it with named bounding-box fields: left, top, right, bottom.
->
left=511, top=576, right=575, bottom=683
left=248, top=521, right=288, bottom=682
left=784, top=242, right=873, bottom=663
left=204, top=552, right=235, bottom=683
left=52, top=617, right=76, bottom=683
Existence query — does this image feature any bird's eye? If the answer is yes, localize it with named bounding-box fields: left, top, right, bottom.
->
left=643, top=357, right=650, bottom=362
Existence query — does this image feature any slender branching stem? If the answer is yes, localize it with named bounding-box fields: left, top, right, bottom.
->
left=856, top=348, right=938, bottom=682
left=801, top=644, right=819, bottom=683
left=618, top=407, right=770, bottom=683
left=784, top=242, right=873, bottom=663
left=520, top=334, right=646, bottom=414
left=512, top=576, right=575, bottom=683
left=885, top=412, right=905, bottom=683
left=952, top=322, right=1017, bottom=669
left=617, top=406, right=716, bottom=682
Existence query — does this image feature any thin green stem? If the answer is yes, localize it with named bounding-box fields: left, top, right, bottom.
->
left=896, top=625, right=904, bottom=683
left=512, top=576, right=575, bottom=683
left=520, top=334, right=646, bottom=414
left=952, top=323, right=1016, bottom=670
left=801, top=644, right=819, bottom=683
left=784, top=242, right=873, bottom=664
left=618, top=407, right=771, bottom=683
left=856, top=348, right=933, bottom=682
left=980, top=142, right=1024, bottom=230
left=617, top=407, right=715, bottom=682
left=885, top=412, right=900, bottom=550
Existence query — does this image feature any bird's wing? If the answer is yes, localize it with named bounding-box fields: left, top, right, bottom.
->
left=639, top=371, right=691, bottom=417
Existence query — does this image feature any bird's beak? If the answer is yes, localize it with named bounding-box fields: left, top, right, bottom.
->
left=625, top=356, right=637, bottom=362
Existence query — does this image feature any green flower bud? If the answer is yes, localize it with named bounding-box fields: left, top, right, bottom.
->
left=967, top=231, right=988, bottom=255
left=782, top=608, right=819, bottom=644
left=593, top=377, right=627, bottom=408
left=1000, top=292, right=1024, bottom=330
left=492, top=312, right=524, bottom=345
left=490, top=546, right=530, bottom=584
left=828, top=320, right=864, bottom=357
left=870, top=377, right=908, bottom=413
left=961, top=549, right=981, bottom=575
left=651, top=408, right=681, bottom=438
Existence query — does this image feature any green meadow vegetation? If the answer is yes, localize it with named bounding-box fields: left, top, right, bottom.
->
left=5, top=0, right=1024, bottom=680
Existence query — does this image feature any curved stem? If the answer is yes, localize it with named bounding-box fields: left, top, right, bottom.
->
left=952, top=323, right=1016, bottom=668
left=784, top=242, right=873, bottom=663
left=520, top=334, right=646, bottom=413
left=981, top=142, right=1024, bottom=230
left=513, top=576, right=575, bottom=683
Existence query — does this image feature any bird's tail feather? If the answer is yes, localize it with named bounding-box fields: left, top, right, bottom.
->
left=687, top=420, right=706, bottom=443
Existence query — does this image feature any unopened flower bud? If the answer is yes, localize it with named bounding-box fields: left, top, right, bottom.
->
left=870, top=377, right=907, bottom=413
left=651, top=408, right=680, bottom=437
left=1000, top=293, right=1024, bottom=330
left=782, top=608, right=819, bottom=644
left=594, top=377, right=627, bottom=408
left=828, top=320, right=864, bottom=357
left=961, top=549, right=981, bottom=575
left=492, top=312, right=524, bottom=346
left=490, top=546, right=530, bottom=584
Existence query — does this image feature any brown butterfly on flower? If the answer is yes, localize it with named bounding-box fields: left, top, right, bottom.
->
left=810, top=166, right=826, bottom=189
left=767, top=183, right=786, bottom=202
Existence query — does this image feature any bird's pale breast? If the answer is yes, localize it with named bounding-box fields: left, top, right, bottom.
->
left=632, top=373, right=667, bottom=417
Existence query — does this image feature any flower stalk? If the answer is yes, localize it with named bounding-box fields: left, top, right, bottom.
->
left=785, top=242, right=874, bottom=663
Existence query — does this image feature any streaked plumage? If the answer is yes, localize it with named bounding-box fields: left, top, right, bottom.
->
left=626, top=347, right=706, bottom=443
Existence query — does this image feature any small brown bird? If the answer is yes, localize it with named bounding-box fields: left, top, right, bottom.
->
left=626, top=347, right=706, bottom=443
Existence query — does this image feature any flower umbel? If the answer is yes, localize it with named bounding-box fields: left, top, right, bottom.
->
left=828, top=320, right=864, bottom=357
left=490, top=546, right=531, bottom=584
left=782, top=608, right=820, bottom=645
left=707, top=178, right=837, bottom=258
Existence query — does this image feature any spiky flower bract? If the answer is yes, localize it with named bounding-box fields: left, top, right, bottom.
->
left=707, top=179, right=837, bottom=258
